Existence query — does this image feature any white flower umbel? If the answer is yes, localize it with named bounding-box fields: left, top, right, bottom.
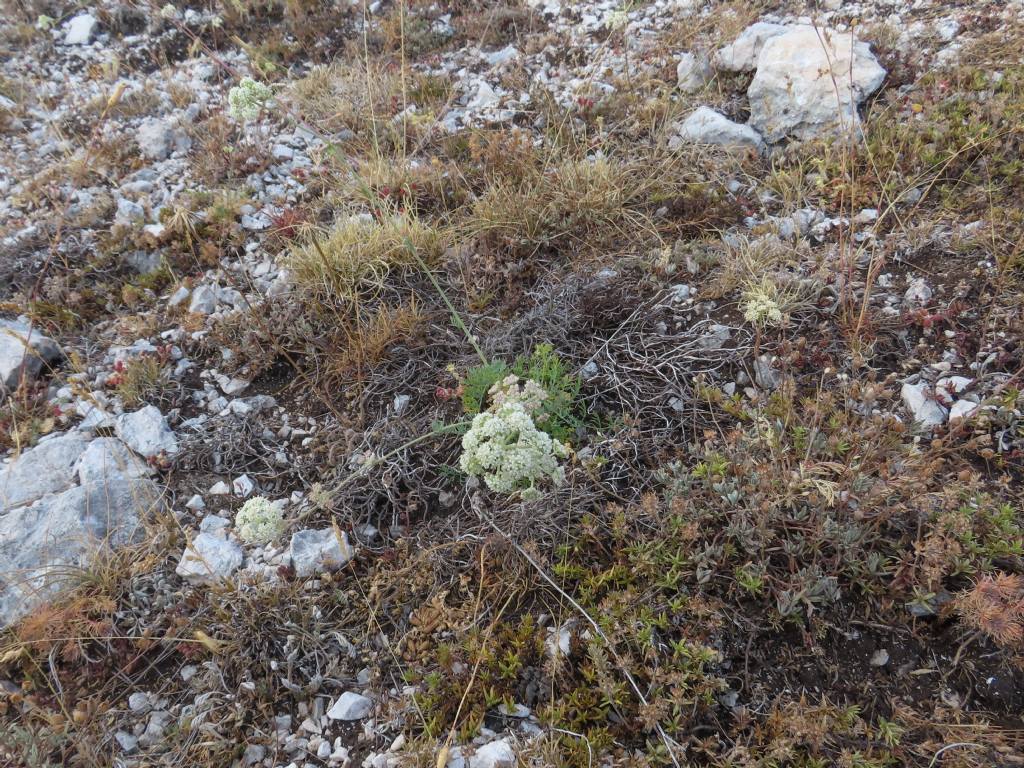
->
left=460, top=401, right=569, bottom=500
left=741, top=282, right=785, bottom=328
left=235, top=496, right=285, bottom=545
left=604, top=9, right=629, bottom=31
left=228, top=77, right=272, bottom=122
left=488, top=374, right=548, bottom=415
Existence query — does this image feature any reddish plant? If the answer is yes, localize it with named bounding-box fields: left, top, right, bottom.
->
left=270, top=207, right=310, bottom=241
left=957, top=573, right=1024, bottom=649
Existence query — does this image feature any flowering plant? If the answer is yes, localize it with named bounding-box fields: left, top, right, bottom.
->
left=228, top=77, right=272, bottom=122
left=488, top=374, right=548, bottom=417
left=460, top=399, right=569, bottom=500
left=741, top=279, right=785, bottom=328
left=235, top=496, right=285, bottom=544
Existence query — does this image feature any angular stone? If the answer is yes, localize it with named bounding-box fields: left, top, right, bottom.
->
left=949, top=399, right=979, bottom=421
left=903, top=277, right=932, bottom=308
left=470, top=739, right=515, bottom=768
left=168, top=286, right=190, bottom=308
left=714, top=21, right=787, bottom=72
left=64, top=13, right=98, bottom=45
left=753, top=354, right=782, bottom=390
left=75, top=437, right=153, bottom=486
left=747, top=25, right=886, bottom=142
left=696, top=324, right=731, bottom=350
left=1, top=431, right=90, bottom=512
left=936, top=376, right=972, bottom=398
left=669, top=106, right=765, bottom=152
left=188, top=285, right=218, bottom=315
left=676, top=52, right=711, bottom=92
left=288, top=528, right=354, bottom=578
left=199, top=514, right=229, bottom=535
left=136, top=117, right=190, bottom=161
left=114, top=731, right=138, bottom=753
left=326, top=691, right=373, bottom=721
left=127, top=691, right=152, bottom=712
left=0, top=476, right=160, bottom=627
left=77, top=400, right=115, bottom=430
left=901, top=381, right=947, bottom=428
left=0, top=318, right=61, bottom=393
left=175, top=532, right=243, bottom=583
left=115, top=406, right=178, bottom=458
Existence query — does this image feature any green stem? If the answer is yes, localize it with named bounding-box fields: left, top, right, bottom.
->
left=327, top=419, right=473, bottom=503
left=405, top=237, right=489, bottom=365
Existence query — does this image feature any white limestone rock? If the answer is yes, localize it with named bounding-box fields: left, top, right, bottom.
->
left=901, top=382, right=947, bottom=428
left=0, top=476, right=159, bottom=626
left=670, top=106, right=765, bottom=152
left=326, top=691, right=373, bottom=721
left=949, top=400, right=980, bottom=421
left=175, top=532, right=244, bottom=583
left=115, top=406, right=179, bottom=459
left=0, top=318, right=61, bottom=393
left=136, top=117, right=191, bottom=160
left=747, top=25, right=886, bottom=142
left=64, top=13, right=98, bottom=45
left=288, top=528, right=354, bottom=578
left=75, top=437, right=153, bottom=486
left=1, top=431, right=90, bottom=512
left=188, top=285, right=218, bottom=315
left=676, top=52, right=711, bottom=92
left=470, top=739, right=516, bottom=768
left=713, top=22, right=787, bottom=72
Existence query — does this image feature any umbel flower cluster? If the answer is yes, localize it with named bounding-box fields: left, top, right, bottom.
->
left=235, top=496, right=285, bottom=544
left=460, top=375, right=569, bottom=499
left=228, top=77, right=272, bottom=122
left=741, top=282, right=785, bottom=328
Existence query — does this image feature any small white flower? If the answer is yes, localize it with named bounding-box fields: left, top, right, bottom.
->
left=604, top=9, right=629, bottom=32
left=741, top=281, right=786, bottom=328
left=36, top=14, right=55, bottom=30
left=235, top=496, right=285, bottom=545
left=228, top=77, right=273, bottom=122
left=460, top=398, right=568, bottom=499
left=160, top=4, right=178, bottom=19
left=488, top=374, right=548, bottom=415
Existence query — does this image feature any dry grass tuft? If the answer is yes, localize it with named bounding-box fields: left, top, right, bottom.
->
left=288, top=212, right=446, bottom=309
left=463, top=143, right=738, bottom=265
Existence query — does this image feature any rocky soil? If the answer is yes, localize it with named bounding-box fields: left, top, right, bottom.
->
left=2, top=1, right=1024, bottom=767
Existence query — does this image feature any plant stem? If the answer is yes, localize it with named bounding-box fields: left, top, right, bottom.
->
left=326, top=419, right=473, bottom=505
left=405, top=238, right=489, bottom=365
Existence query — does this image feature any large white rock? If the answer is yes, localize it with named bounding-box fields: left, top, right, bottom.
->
left=901, top=382, right=947, bottom=428
left=136, top=118, right=191, bottom=161
left=949, top=400, right=980, bottom=422
left=1, top=431, right=90, bottom=512
left=188, top=285, right=218, bottom=315
left=64, top=13, right=98, bottom=45
left=75, top=437, right=153, bottom=486
left=713, top=22, right=787, bottom=72
left=747, top=25, right=886, bottom=142
left=0, top=318, right=61, bottom=392
left=470, top=739, right=516, bottom=768
left=288, top=528, right=354, bottom=578
left=0, top=476, right=159, bottom=626
left=115, top=406, right=179, bottom=459
left=326, top=691, right=373, bottom=720
left=669, top=107, right=765, bottom=152
left=676, top=53, right=711, bottom=92
left=175, top=532, right=243, bottom=583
